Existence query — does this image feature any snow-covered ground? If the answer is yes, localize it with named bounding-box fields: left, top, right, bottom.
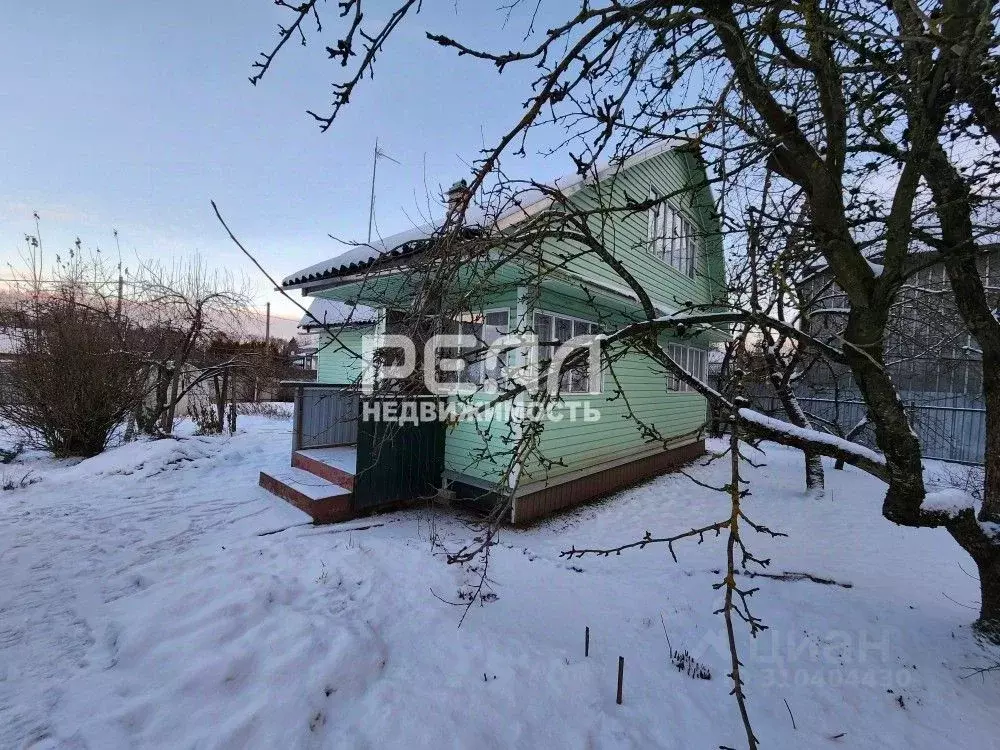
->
left=0, top=416, right=997, bottom=749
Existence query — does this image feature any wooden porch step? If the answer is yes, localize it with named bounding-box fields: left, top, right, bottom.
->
left=259, top=467, right=353, bottom=524
left=292, top=448, right=356, bottom=490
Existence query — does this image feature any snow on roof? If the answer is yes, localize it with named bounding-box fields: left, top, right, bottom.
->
left=298, top=298, right=377, bottom=331
left=282, top=139, right=695, bottom=289
left=282, top=224, right=436, bottom=288
left=0, top=332, right=15, bottom=356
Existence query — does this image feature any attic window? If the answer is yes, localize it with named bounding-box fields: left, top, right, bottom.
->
left=648, top=189, right=697, bottom=278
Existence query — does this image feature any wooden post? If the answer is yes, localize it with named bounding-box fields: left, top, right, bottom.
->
left=585, top=627, right=590, bottom=657
left=217, top=369, right=229, bottom=430
left=616, top=656, right=624, bottom=705
left=228, top=371, right=237, bottom=435
left=293, top=385, right=304, bottom=451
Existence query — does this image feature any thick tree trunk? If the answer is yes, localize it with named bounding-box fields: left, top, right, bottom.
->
left=841, top=310, right=927, bottom=524
left=948, top=511, right=1000, bottom=639
left=969, top=356, right=1000, bottom=636
left=977, top=553, right=1000, bottom=638
left=980, top=355, right=1000, bottom=526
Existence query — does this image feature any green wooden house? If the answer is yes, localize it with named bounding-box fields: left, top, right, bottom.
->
left=260, top=142, right=727, bottom=524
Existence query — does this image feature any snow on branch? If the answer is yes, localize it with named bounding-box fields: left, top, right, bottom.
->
left=737, top=408, right=887, bottom=475
left=920, top=488, right=976, bottom=520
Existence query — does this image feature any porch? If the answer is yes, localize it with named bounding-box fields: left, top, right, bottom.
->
left=258, top=383, right=446, bottom=523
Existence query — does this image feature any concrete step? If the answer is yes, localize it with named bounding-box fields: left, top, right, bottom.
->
left=292, top=448, right=355, bottom=490
left=259, top=467, right=353, bottom=524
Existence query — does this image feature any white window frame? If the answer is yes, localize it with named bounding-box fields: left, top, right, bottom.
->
left=666, top=343, right=708, bottom=392
left=648, top=188, right=698, bottom=278
left=533, top=310, right=603, bottom=394
left=449, top=308, right=510, bottom=386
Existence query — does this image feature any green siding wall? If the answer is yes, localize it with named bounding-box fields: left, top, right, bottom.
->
left=448, top=284, right=710, bottom=489
left=543, top=148, right=725, bottom=314
left=442, top=293, right=520, bottom=485
left=520, top=343, right=707, bottom=485
left=316, top=326, right=373, bottom=385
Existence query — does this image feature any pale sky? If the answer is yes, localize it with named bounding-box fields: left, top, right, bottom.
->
left=0, top=2, right=569, bottom=339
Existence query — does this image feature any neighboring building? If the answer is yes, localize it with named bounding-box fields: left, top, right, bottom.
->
left=798, top=249, right=1000, bottom=407
left=786, top=250, right=1000, bottom=465
left=0, top=331, right=14, bottom=366
left=296, top=298, right=378, bottom=383
left=260, top=143, right=728, bottom=524
left=0, top=328, right=16, bottom=408
left=289, top=346, right=317, bottom=373
left=0, top=327, right=21, bottom=405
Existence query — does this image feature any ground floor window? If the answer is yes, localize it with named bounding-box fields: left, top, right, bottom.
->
left=666, top=343, right=707, bottom=392
left=444, top=309, right=510, bottom=387
left=534, top=311, right=602, bottom=394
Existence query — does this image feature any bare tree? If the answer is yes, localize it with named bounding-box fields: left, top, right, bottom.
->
left=720, top=179, right=833, bottom=492
left=131, top=255, right=253, bottom=435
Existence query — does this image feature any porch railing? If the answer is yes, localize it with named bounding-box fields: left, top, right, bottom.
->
left=287, top=382, right=360, bottom=451
left=285, top=385, right=446, bottom=510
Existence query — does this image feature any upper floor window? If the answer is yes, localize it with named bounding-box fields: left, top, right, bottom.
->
left=648, top=189, right=698, bottom=278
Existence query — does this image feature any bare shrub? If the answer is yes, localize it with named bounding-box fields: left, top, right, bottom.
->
left=187, top=398, right=222, bottom=435
left=234, top=401, right=292, bottom=419
left=0, top=442, right=24, bottom=465
left=1, top=243, right=148, bottom=457
left=1, top=471, right=39, bottom=491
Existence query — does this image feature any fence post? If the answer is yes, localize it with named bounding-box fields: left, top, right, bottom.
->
left=293, top=384, right=303, bottom=452
left=616, top=656, right=624, bottom=705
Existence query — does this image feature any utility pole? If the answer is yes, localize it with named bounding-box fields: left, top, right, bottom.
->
left=265, top=302, right=271, bottom=343
left=34, top=212, right=42, bottom=291
left=114, top=229, right=123, bottom=321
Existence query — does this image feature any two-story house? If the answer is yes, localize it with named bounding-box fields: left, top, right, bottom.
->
left=260, top=143, right=728, bottom=524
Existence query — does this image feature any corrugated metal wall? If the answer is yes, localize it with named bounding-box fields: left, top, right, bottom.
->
left=293, top=386, right=359, bottom=450
left=749, top=393, right=985, bottom=466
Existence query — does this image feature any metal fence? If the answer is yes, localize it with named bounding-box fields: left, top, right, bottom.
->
left=289, top=383, right=359, bottom=451
left=751, top=394, right=986, bottom=465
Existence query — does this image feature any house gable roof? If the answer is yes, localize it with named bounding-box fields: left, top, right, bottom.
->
left=281, top=139, right=696, bottom=291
